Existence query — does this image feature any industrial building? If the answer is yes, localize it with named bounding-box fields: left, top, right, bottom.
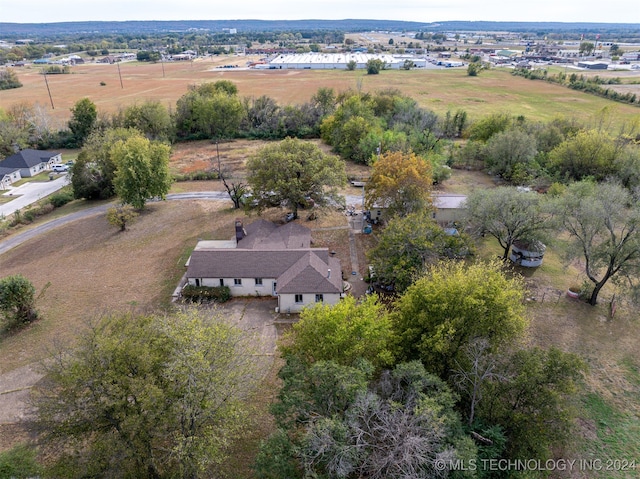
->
left=260, top=52, right=428, bottom=70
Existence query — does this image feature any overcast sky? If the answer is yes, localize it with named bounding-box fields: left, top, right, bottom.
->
left=2, top=0, right=639, bottom=24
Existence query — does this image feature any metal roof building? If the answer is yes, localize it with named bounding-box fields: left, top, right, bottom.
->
left=263, top=52, right=427, bottom=70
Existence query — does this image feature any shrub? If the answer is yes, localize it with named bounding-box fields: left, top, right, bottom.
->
left=0, top=444, right=42, bottom=478
left=182, top=285, right=231, bottom=303
left=49, top=190, right=74, bottom=208
left=174, top=171, right=219, bottom=182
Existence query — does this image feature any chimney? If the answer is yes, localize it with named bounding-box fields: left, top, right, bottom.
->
left=327, top=268, right=331, bottom=278
left=235, top=219, right=245, bottom=241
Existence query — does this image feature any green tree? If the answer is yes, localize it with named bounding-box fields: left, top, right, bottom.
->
left=479, top=347, right=585, bottom=461
left=0, top=274, right=38, bottom=330
left=366, top=58, right=385, bottom=74
left=392, top=260, right=528, bottom=377
left=247, top=137, right=346, bottom=218
left=579, top=41, right=595, bottom=55
left=258, top=360, right=476, bottom=479
left=484, top=128, right=538, bottom=182
left=548, top=129, right=618, bottom=181
left=174, top=82, right=242, bottom=140
left=467, top=62, right=481, bottom=76
left=33, top=309, right=258, bottom=479
left=123, top=101, right=173, bottom=141
left=555, top=181, right=640, bottom=305
left=112, top=135, right=172, bottom=209
left=464, top=187, right=550, bottom=260
left=68, top=97, right=97, bottom=147
left=106, top=204, right=139, bottom=231
left=346, top=59, right=357, bottom=71
left=282, top=295, right=393, bottom=369
left=70, top=127, right=142, bottom=200
left=365, top=151, right=433, bottom=217
left=368, top=211, right=472, bottom=292
left=320, top=94, right=382, bottom=163
left=0, top=68, right=22, bottom=90
left=468, top=112, right=515, bottom=142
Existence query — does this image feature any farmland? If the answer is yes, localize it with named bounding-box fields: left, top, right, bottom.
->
left=2, top=56, right=639, bottom=128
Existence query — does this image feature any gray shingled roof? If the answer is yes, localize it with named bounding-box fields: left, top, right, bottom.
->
left=276, top=254, right=343, bottom=294
left=0, top=166, right=20, bottom=177
left=0, top=149, right=59, bottom=169
left=238, top=219, right=311, bottom=249
left=188, top=219, right=342, bottom=295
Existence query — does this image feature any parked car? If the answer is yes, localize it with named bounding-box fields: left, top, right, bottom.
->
left=51, top=164, right=69, bottom=172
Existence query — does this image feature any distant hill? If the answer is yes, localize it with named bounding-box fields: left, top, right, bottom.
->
left=1, top=19, right=638, bottom=38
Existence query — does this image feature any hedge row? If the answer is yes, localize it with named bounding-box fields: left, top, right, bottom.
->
left=182, top=285, right=231, bottom=303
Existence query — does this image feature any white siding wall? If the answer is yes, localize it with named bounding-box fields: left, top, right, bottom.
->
left=278, top=293, right=341, bottom=313
left=188, top=277, right=276, bottom=297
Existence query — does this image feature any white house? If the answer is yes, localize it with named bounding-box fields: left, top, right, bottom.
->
left=0, top=149, right=61, bottom=177
left=0, top=166, right=22, bottom=190
left=185, top=220, right=344, bottom=313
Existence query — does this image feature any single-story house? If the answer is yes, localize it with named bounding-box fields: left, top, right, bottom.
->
left=432, top=194, right=467, bottom=225
left=0, top=166, right=22, bottom=190
left=185, top=219, right=344, bottom=313
left=368, top=194, right=467, bottom=226
left=0, top=149, right=61, bottom=177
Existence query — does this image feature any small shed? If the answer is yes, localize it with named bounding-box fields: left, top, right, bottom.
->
left=509, top=240, right=546, bottom=267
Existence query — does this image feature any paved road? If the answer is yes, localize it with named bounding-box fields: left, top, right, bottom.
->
left=0, top=174, right=70, bottom=218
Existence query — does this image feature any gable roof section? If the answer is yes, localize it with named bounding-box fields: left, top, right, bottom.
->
left=276, top=253, right=343, bottom=294
left=238, top=219, right=311, bottom=249
left=0, top=149, right=59, bottom=169
left=186, top=248, right=323, bottom=280
left=0, top=166, right=20, bottom=177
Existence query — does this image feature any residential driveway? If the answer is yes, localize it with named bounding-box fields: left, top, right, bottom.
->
left=0, top=175, right=70, bottom=218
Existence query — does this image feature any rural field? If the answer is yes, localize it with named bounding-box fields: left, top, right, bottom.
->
left=2, top=56, right=640, bottom=128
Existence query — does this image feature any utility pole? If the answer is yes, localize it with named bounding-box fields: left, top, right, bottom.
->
left=43, top=72, right=54, bottom=109
left=117, top=62, right=123, bottom=89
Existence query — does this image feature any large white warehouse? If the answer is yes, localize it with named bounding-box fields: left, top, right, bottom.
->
left=262, top=53, right=428, bottom=70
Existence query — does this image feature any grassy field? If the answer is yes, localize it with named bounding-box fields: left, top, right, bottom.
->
left=2, top=58, right=639, bottom=128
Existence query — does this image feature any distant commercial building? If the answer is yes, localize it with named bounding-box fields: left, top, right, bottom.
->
left=577, top=61, right=608, bottom=70
left=261, top=52, right=428, bottom=70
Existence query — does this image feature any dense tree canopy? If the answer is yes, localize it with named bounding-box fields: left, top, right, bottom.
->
left=555, top=180, right=640, bottom=305
left=33, top=309, right=258, bottom=479
left=71, top=128, right=145, bottom=201
left=68, top=98, right=97, bottom=147
left=282, top=295, right=393, bottom=369
left=365, top=151, right=433, bottom=217
left=367, top=211, right=473, bottom=292
left=464, top=186, right=550, bottom=260
left=246, top=137, right=346, bottom=218
left=122, top=101, right=173, bottom=141
left=0, top=274, right=38, bottom=329
left=392, top=260, right=528, bottom=377
left=112, top=135, right=172, bottom=209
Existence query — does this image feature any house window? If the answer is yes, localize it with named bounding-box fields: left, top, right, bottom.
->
left=295, top=294, right=303, bottom=303
left=234, top=279, right=242, bottom=286
left=220, top=279, right=224, bottom=287
left=195, top=279, right=200, bottom=287
left=315, top=294, right=324, bottom=303
left=255, top=278, right=263, bottom=286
